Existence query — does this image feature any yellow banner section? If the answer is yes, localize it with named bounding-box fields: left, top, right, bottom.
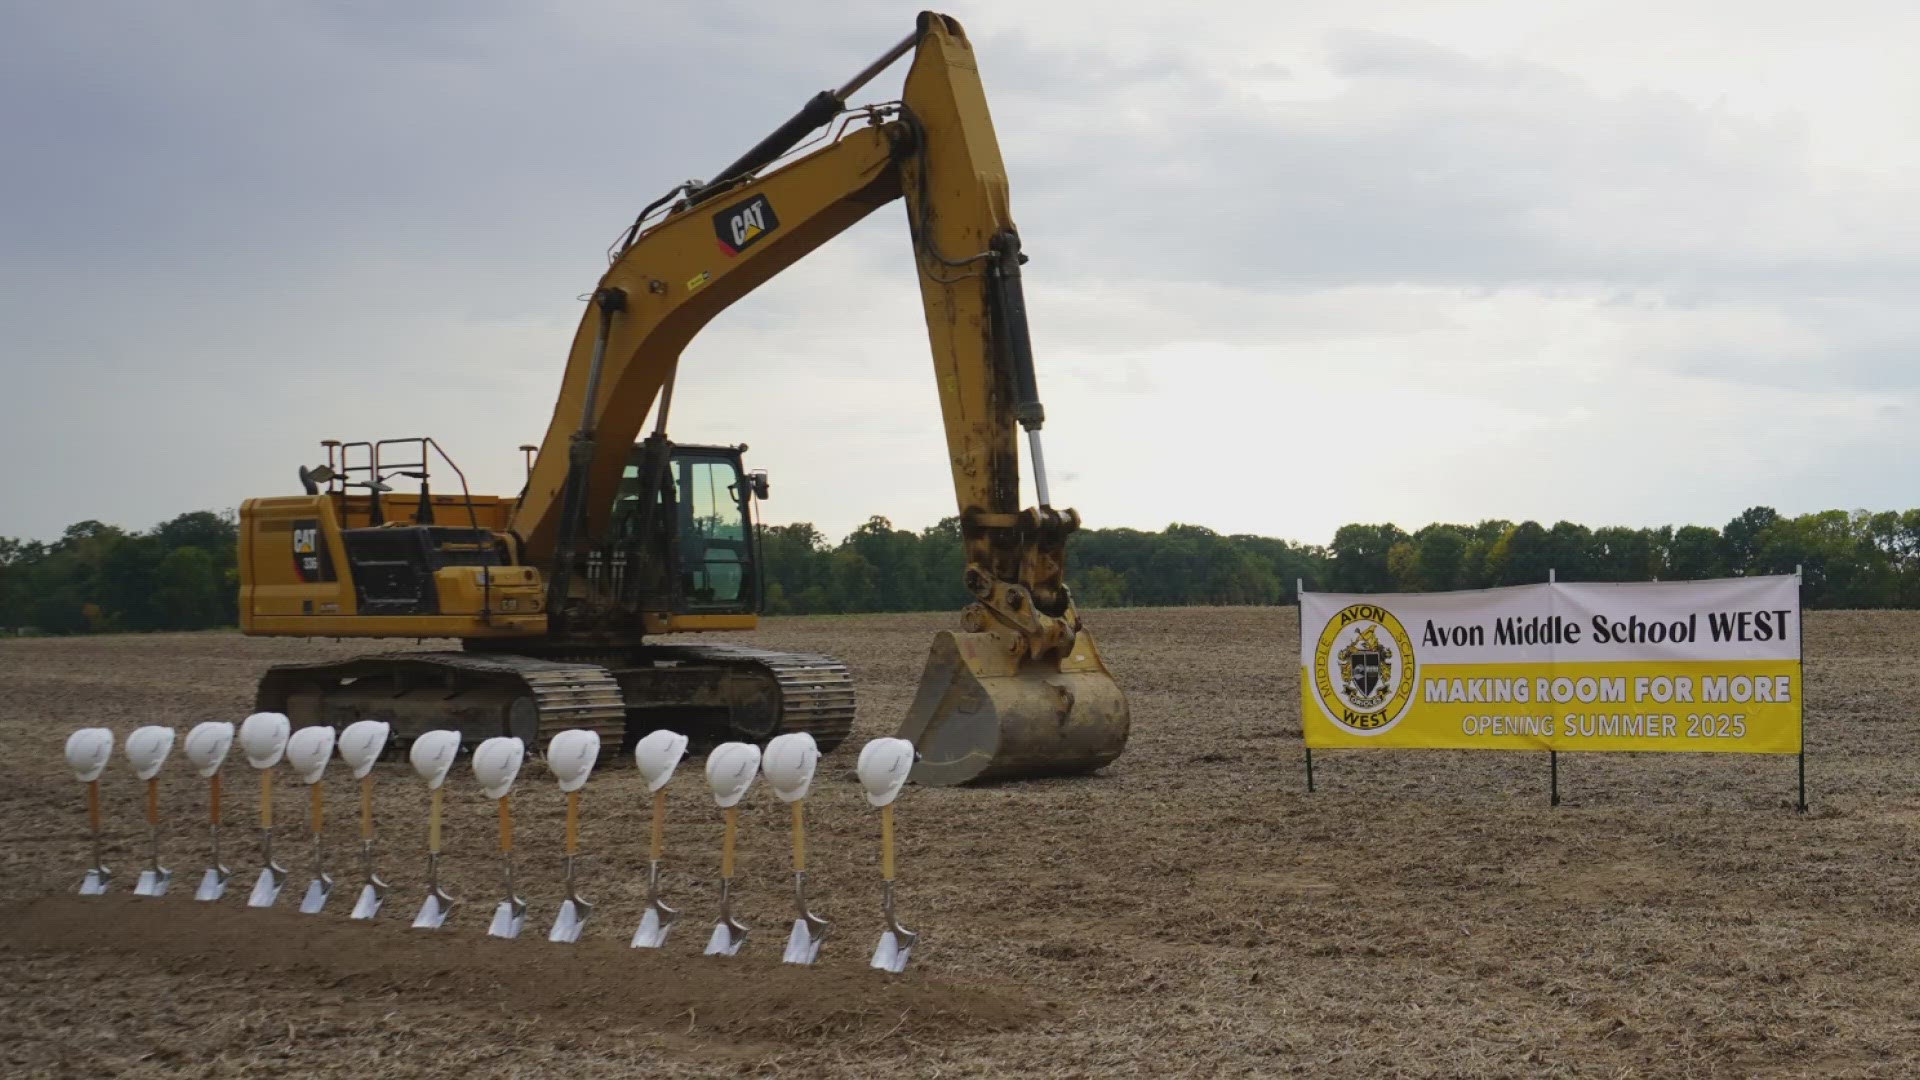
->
left=1302, top=660, right=1803, bottom=753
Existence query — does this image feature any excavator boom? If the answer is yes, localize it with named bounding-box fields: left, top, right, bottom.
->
left=510, top=13, right=1128, bottom=783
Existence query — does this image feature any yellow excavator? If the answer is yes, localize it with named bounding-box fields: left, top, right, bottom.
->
left=237, top=13, right=1128, bottom=785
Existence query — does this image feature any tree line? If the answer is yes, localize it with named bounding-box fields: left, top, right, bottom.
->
left=3, top=505, right=1916, bottom=633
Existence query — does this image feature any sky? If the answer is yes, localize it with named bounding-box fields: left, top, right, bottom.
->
left=3, top=0, right=1916, bottom=546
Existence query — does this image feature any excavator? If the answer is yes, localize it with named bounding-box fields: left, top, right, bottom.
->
left=237, top=13, right=1128, bottom=785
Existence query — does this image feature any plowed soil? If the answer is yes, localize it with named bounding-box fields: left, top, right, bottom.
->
left=2, top=608, right=1917, bottom=1078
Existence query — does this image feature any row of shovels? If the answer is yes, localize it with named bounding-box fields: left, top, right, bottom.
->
left=64, top=717, right=919, bottom=972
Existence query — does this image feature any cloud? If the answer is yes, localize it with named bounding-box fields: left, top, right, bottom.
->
left=1, top=2, right=1916, bottom=547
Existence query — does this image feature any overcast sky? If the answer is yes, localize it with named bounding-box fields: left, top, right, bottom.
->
left=3, top=1, right=1915, bottom=545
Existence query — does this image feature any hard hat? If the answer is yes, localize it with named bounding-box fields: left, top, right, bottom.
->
left=760, top=732, right=820, bottom=803
left=286, top=726, right=337, bottom=785
left=856, top=738, right=915, bottom=807
left=238, top=712, right=291, bottom=770
left=471, top=737, right=525, bottom=800
left=65, top=728, right=114, bottom=783
left=183, top=721, right=234, bottom=778
left=546, top=729, right=601, bottom=793
left=124, top=725, right=176, bottom=782
left=409, top=730, right=462, bottom=789
left=336, top=720, right=390, bottom=779
left=705, top=742, right=761, bottom=808
left=634, top=729, right=689, bottom=793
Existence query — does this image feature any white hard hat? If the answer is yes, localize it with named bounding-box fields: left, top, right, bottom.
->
left=546, top=729, right=601, bottom=793
left=705, top=742, right=761, bottom=808
left=409, top=730, right=462, bottom=789
left=286, top=726, right=337, bottom=785
left=856, top=738, right=915, bottom=807
left=472, top=737, right=526, bottom=800
left=183, top=721, right=234, bottom=778
left=336, top=720, right=390, bottom=779
left=634, top=729, right=690, bottom=793
left=65, top=728, right=114, bottom=783
left=760, top=732, right=820, bottom=803
left=238, top=712, right=292, bottom=770
left=124, top=725, right=176, bottom=782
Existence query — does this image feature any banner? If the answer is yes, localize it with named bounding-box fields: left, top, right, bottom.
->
left=1300, top=576, right=1801, bottom=753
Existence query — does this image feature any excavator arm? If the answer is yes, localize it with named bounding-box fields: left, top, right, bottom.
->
left=510, top=13, right=1128, bottom=784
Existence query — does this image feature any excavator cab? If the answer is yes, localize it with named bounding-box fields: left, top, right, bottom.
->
left=606, top=441, right=763, bottom=617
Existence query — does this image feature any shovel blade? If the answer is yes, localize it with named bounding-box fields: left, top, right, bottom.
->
left=783, top=919, right=825, bottom=965
left=489, top=901, right=526, bottom=940
left=630, top=907, right=674, bottom=949
left=134, top=868, right=172, bottom=898
left=349, top=884, right=384, bottom=920
left=704, top=922, right=747, bottom=957
left=871, top=931, right=913, bottom=973
left=899, top=629, right=1131, bottom=786
left=411, top=893, right=452, bottom=929
left=247, top=868, right=283, bottom=909
left=194, top=868, right=228, bottom=902
left=78, top=869, right=110, bottom=896
left=548, top=899, right=591, bottom=944
left=298, top=878, right=332, bottom=914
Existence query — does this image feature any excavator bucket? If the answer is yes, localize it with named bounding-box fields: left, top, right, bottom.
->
left=897, top=630, right=1129, bottom=786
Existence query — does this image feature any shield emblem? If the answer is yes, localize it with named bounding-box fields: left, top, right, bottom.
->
left=1350, top=645, right=1382, bottom=696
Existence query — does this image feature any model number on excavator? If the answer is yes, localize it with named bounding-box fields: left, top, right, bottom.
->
left=714, top=195, right=779, bottom=256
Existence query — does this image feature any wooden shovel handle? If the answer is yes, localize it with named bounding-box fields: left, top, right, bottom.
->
left=564, top=790, right=579, bottom=856
left=427, top=786, right=443, bottom=854
left=721, top=806, right=737, bottom=878
left=649, top=789, right=665, bottom=861
left=309, top=783, right=325, bottom=834
left=791, top=801, right=806, bottom=873
left=358, top=776, right=373, bottom=841
left=87, top=780, right=101, bottom=834
left=146, top=778, right=160, bottom=827
left=498, top=797, right=513, bottom=853
left=210, top=773, right=222, bottom=827
left=881, top=803, right=895, bottom=882
left=260, top=771, right=274, bottom=829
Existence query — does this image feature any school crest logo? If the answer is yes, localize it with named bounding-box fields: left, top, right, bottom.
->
left=1312, top=603, right=1417, bottom=734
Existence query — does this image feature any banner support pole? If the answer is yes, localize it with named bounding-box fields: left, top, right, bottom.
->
left=1298, top=578, right=1312, bottom=792
left=1795, top=564, right=1806, bottom=814
left=1548, top=567, right=1559, bottom=807
left=1305, top=748, right=1315, bottom=793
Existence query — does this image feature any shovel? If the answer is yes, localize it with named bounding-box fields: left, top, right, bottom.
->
left=247, top=768, right=289, bottom=908
left=704, top=804, right=749, bottom=956
left=183, top=721, right=235, bottom=900
left=630, top=787, right=678, bottom=948
left=870, top=802, right=918, bottom=973
left=134, top=777, right=172, bottom=897
left=410, top=784, right=456, bottom=929
left=349, top=775, right=388, bottom=919
left=781, top=799, right=830, bottom=964
left=298, top=781, right=333, bottom=913
left=487, top=794, right=526, bottom=939
left=858, top=737, right=917, bottom=973
left=80, top=777, right=112, bottom=896
left=67, top=728, right=114, bottom=895
left=548, top=789, right=593, bottom=942
left=194, top=772, right=231, bottom=901
left=702, top=741, right=759, bottom=957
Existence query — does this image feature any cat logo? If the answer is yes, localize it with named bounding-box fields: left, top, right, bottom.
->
left=290, top=519, right=335, bottom=583
left=713, top=194, right=779, bottom=256
left=1311, top=603, right=1417, bottom=734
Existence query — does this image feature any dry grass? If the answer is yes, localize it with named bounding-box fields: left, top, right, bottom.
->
left=2, top=607, right=1918, bottom=1077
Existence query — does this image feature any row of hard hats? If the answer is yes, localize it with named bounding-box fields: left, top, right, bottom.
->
left=67, top=717, right=916, bottom=806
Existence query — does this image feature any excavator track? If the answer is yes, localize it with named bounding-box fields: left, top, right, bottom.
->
left=635, top=643, right=857, bottom=752
left=253, top=645, right=855, bottom=757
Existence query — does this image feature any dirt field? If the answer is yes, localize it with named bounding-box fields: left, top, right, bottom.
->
left=2, top=607, right=1917, bottom=1077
